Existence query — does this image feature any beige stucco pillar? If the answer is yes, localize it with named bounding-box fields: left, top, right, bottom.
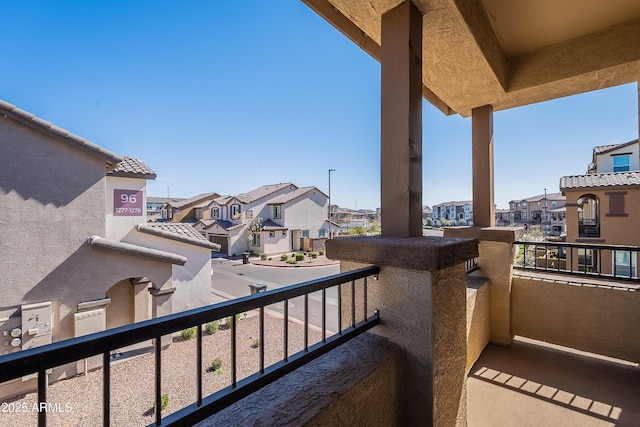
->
left=132, top=277, right=151, bottom=323
left=445, top=227, right=522, bottom=346
left=150, top=285, right=175, bottom=347
left=380, top=1, right=422, bottom=238
left=327, top=236, right=478, bottom=426
left=472, top=105, right=495, bottom=227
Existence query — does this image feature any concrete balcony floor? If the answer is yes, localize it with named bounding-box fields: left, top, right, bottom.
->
left=468, top=337, right=640, bottom=427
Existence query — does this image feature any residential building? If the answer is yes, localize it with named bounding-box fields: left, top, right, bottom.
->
left=561, top=138, right=640, bottom=275
left=494, top=208, right=510, bottom=226
left=194, top=183, right=333, bottom=255
left=0, top=101, right=219, bottom=399
left=2, top=2, right=640, bottom=426
left=507, top=192, right=566, bottom=235
left=431, top=200, right=473, bottom=226
left=330, top=205, right=376, bottom=233
left=146, top=196, right=184, bottom=220
left=160, top=192, right=219, bottom=223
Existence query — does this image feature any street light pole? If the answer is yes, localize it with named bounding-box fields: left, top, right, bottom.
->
left=544, top=188, right=547, bottom=236
left=328, top=169, right=336, bottom=238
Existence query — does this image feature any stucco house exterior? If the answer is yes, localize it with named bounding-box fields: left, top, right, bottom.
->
left=432, top=200, right=473, bottom=226
left=159, top=192, right=219, bottom=223
left=0, top=100, right=219, bottom=398
left=561, top=138, right=640, bottom=275
left=507, top=192, right=566, bottom=235
left=194, top=183, right=332, bottom=255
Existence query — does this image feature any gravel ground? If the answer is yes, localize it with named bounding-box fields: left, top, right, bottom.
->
left=0, top=313, right=324, bottom=427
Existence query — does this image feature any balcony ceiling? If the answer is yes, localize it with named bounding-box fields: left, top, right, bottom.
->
left=302, top=0, right=640, bottom=117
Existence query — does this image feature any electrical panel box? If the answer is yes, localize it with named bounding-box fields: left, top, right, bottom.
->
left=74, top=309, right=106, bottom=337
left=0, top=307, right=21, bottom=356
left=21, top=301, right=53, bottom=351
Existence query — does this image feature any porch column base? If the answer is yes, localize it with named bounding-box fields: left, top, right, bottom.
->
left=327, top=236, right=477, bottom=426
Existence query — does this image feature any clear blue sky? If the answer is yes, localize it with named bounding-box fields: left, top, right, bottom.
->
left=2, top=2, right=638, bottom=210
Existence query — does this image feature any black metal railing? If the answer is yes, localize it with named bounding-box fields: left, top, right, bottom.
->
left=514, top=241, right=639, bottom=282
left=0, top=266, right=380, bottom=427
left=466, top=258, right=479, bottom=273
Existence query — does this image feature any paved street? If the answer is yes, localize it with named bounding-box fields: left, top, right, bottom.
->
left=211, top=258, right=341, bottom=332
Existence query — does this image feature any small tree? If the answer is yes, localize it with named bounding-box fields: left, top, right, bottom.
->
left=349, top=225, right=366, bottom=235
left=245, top=217, right=263, bottom=252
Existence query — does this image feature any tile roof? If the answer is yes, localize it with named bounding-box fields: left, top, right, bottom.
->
left=433, top=200, right=472, bottom=207
left=593, top=139, right=638, bottom=155
left=235, top=183, right=296, bottom=204
left=148, top=196, right=185, bottom=204
left=87, top=235, right=186, bottom=265
left=212, top=220, right=245, bottom=232
left=560, top=171, right=640, bottom=190
left=137, top=224, right=220, bottom=250
left=167, top=192, right=218, bottom=209
left=267, top=186, right=324, bottom=204
left=0, top=100, right=123, bottom=165
left=108, top=157, right=157, bottom=179
left=261, top=219, right=287, bottom=230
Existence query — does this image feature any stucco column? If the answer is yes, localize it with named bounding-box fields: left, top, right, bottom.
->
left=380, top=1, right=423, bottom=238
left=445, top=227, right=522, bottom=346
left=327, top=236, right=478, bottom=426
left=472, top=105, right=495, bottom=227
left=150, top=286, right=175, bottom=347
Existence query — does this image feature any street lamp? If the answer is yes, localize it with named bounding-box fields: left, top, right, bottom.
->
left=543, top=188, right=547, bottom=236
left=328, top=169, right=336, bottom=238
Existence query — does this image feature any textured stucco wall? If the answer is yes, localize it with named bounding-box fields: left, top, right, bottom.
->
left=195, top=333, right=402, bottom=427
left=105, top=176, right=146, bottom=241
left=340, top=259, right=467, bottom=426
left=282, top=190, right=327, bottom=238
left=466, top=276, right=491, bottom=374
left=513, top=274, right=640, bottom=363
left=123, top=230, right=211, bottom=311
left=0, top=117, right=107, bottom=308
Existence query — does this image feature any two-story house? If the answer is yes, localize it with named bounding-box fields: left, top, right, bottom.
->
left=561, top=138, right=640, bottom=275
left=0, top=100, right=219, bottom=398
left=194, top=183, right=334, bottom=255
left=159, top=192, right=219, bottom=223
left=507, top=192, right=566, bottom=235
left=431, top=201, right=473, bottom=226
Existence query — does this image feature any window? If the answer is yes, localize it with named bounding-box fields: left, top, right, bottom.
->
left=319, top=229, right=326, bottom=238
left=274, top=205, right=282, bottom=219
left=578, top=194, right=600, bottom=237
left=523, top=213, right=527, bottom=220
left=552, top=201, right=557, bottom=208
left=302, top=230, right=309, bottom=238
left=613, top=155, right=630, bottom=172
left=614, top=250, right=636, bottom=278
left=522, top=202, right=527, bottom=208
left=231, top=204, right=241, bottom=218
left=252, top=233, right=260, bottom=247
left=607, top=192, right=626, bottom=216
left=211, top=207, right=219, bottom=218
left=195, top=208, right=203, bottom=219
left=510, top=202, right=514, bottom=209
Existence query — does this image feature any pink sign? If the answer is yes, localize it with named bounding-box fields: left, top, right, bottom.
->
left=114, top=189, right=143, bottom=216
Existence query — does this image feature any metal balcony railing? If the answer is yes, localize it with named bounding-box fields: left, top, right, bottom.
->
left=514, top=241, right=639, bottom=282
left=0, top=266, right=380, bottom=427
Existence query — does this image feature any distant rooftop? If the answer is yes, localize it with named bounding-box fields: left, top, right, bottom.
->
left=560, top=171, right=640, bottom=190
left=108, top=157, right=157, bottom=180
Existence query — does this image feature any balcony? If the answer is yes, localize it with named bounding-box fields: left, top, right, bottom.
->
left=3, top=231, right=640, bottom=426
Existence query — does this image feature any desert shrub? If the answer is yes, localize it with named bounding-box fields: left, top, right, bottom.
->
left=211, top=357, right=223, bottom=374
left=225, top=314, right=240, bottom=327
left=319, top=250, right=325, bottom=256
left=180, top=327, right=197, bottom=340
left=309, top=252, right=318, bottom=258
left=251, top=339, right=260, bottom=349
left=286, top=259, right=298, bottom=265
left=280, top=254, right=289, bottom=261
left=205, top=320, right=219, bottom=335
left=295, top=253, right=305, bottom=261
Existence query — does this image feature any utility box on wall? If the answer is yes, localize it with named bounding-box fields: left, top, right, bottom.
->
left=21, top=301, right=53, bottom=351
